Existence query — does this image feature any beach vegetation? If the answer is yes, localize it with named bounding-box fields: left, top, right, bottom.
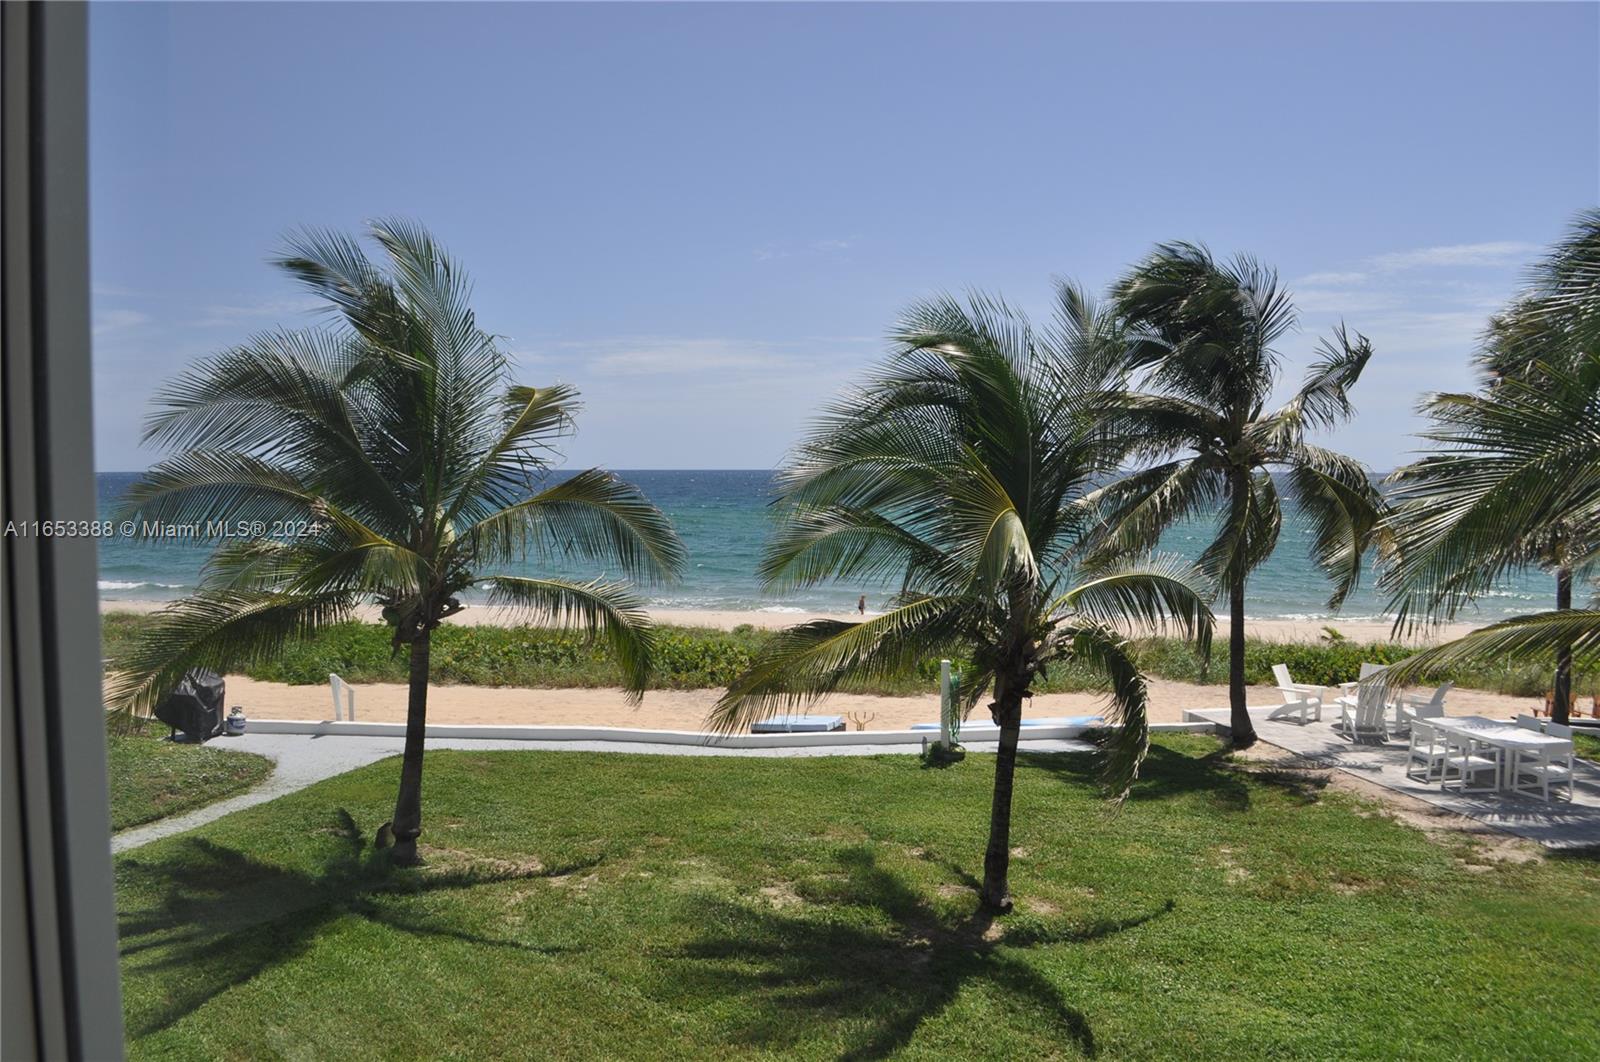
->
left=102, top=611, right=1595, bottom=700
left=104, top=220, right=685, bottom=864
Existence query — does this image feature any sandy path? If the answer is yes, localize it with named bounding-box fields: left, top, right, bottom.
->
left=102, top=599, right=1483, bottom=645
left=212, top=674, right=1537, bottom=731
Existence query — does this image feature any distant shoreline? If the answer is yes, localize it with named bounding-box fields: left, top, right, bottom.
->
left=99, top=598, right=1483, bottom=645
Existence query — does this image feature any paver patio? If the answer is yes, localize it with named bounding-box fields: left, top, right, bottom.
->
left=1185, top=707, right=1600, bottom=849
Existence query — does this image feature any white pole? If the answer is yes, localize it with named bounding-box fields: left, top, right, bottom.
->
left=939, top=659, right=953, bottom=746
left=329, top=674, right=343, bottom=721
left=346, top=682, right=355, bottom=721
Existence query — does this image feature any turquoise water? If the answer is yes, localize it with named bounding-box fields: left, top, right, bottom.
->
left=95, top=470, right=1552, bottom=622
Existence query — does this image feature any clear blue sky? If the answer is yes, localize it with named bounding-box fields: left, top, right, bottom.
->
left=90, top=1, right=1598, bottom=472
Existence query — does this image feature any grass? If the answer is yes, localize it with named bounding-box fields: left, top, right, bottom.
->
left=104, top=610, right=1597, bottom=699
left=116, top=737, right=1600, bottom=1059
left=1574, top=731, right=1600, bottom=761
left=107, top=723, right=273, bottom=831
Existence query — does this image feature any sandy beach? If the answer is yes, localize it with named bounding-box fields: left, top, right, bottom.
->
left=200, top=674, right=1534, bottom=731
left=101, top=598, right=1483, bottom=645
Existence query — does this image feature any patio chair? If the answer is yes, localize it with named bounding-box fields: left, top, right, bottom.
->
left=1516, top=714, right=1544, bottom=732
left=1439, top=731, right=1503, bottom=794
left=1406, top=719, right=1449, bottom=783
left=1510, top=721, right=1574, bottom=802
left=1543, top=690, right=1577, bottom=717
left=1399, top=681, right=1452, bottom=722
left=1269, top=664, right=1324, bottom=724
left=1333, top=681, right=1391, bottom=744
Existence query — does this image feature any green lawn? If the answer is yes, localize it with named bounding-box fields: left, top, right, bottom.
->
left=107, top=728, right=273, bottom=831
left=115, top=737, right=1599, bottom=1059
left=1575, top=730, right=1600, bottom=761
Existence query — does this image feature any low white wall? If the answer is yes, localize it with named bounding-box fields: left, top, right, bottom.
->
left=244, top=717, right=1219, bottom=748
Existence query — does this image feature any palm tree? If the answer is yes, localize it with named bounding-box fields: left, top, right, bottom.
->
left=107, top=220, right=686, bottom=864
left=710, top=286, right=1213, bottom=912
left=1087, top=243, right=1384, bottom=748
left=1382, top=212, right=1600, bottom=719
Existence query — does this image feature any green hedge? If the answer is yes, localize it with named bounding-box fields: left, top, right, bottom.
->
left=101, top=611, right=1591, bottom=698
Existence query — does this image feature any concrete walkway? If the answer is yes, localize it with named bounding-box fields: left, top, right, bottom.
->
left=111, top=730, right=1095, bottom=853
left=1186, top=707, right=1600, bottom=850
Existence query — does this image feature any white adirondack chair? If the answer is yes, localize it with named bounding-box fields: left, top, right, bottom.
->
left=1393, top=680, right=1452, bottom=735
left=1334, top=680, right=1391, bottom=744
left=1269, top=664, right=1324, bottom=724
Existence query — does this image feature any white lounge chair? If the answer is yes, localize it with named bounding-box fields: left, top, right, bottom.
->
left=1269, top=664, right=1324, bottom=724
left=1406, top=718, right=1449, bottom=782
left=1333, top=681, right=1391, bottom=744
left=1511, top=722, right=1575, bottom=802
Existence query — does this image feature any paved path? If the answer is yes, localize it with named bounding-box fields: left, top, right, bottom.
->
left=111, top=731, right=1094, bottom=853
left=1188, top=707, right=1600, bottom=850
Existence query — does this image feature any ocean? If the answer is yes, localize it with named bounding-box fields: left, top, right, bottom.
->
left=95, top=470, right=1553, bottom=623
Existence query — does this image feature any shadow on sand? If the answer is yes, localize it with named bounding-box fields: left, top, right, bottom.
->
left=117, top=809, right=592, bottom=1039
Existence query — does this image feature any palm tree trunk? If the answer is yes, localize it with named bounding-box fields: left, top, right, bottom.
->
left=1553, top=567, right=1573, bottom=727
left=1228, top=573, right=1257, bottom=747
left=389, top=631, right=431, bottom=865
left=980, top=679, right=1024, bottom=912
left=1226, top=468, right=1258, bottom=749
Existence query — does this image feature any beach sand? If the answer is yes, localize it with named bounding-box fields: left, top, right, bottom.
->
left=199, top=674, right=1532, bottom=731
left=100, top=599, right=1482, bottom=645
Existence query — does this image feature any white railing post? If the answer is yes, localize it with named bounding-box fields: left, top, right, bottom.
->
left=329, top=674, right=355, bottom=721
left=939, top=660, right=953, bottom=747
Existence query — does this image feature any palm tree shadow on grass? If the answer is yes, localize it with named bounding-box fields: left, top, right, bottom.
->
left=668, top=846, right=1173, bottom=1060
left=117, top=809, right=594, bottom=1039
left=1019, top=745, right=1257, bottom=811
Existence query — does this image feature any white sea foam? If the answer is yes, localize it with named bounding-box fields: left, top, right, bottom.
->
left=98, top=580, right=185, bottom=591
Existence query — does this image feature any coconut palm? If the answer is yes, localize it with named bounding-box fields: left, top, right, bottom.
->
left=1086, top=243, right=1384, bottom=748
left=107, top=220, right=686, bottom=863
left=1382, top=212, right=1600, bottom=719
left=711, top=286, right=1213, bottom=912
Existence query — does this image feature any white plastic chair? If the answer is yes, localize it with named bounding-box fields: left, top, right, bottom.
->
left=1516, top=714, right=1544, bottom=733
left=1406, top=719, right=1448, bottom=782
left=1334, top=682, right=1391, bottom=744
left=1399, top=681, right=1452, bottom=721
left=1269, top=664, right=1324, bottom=724
left=1511, top=721, right=1574, bottom=802
left=1439, top=731, right=1503, bottom=794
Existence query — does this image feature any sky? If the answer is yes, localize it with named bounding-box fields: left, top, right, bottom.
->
left=90, top=1, right=1599, bottom=472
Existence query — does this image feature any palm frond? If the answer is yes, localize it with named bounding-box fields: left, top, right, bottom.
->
left=1285, top=446, right=1385, bottom=609
left=1379, top=610, right=1600, bottom=690
left=462, top=468, right=686, bottom=583
left=105, top=590, right=354, bottom=716
left=486, top=576, right=656, bottom=698
left=709, top=596, right=977, bottom=733
left=1051, top=556, right=1213, bottom=653
left=1053, top=622, right=1150, bottom=801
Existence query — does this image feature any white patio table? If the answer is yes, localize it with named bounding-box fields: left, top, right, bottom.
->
left=1425, top=715, right=1574, bottom=791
